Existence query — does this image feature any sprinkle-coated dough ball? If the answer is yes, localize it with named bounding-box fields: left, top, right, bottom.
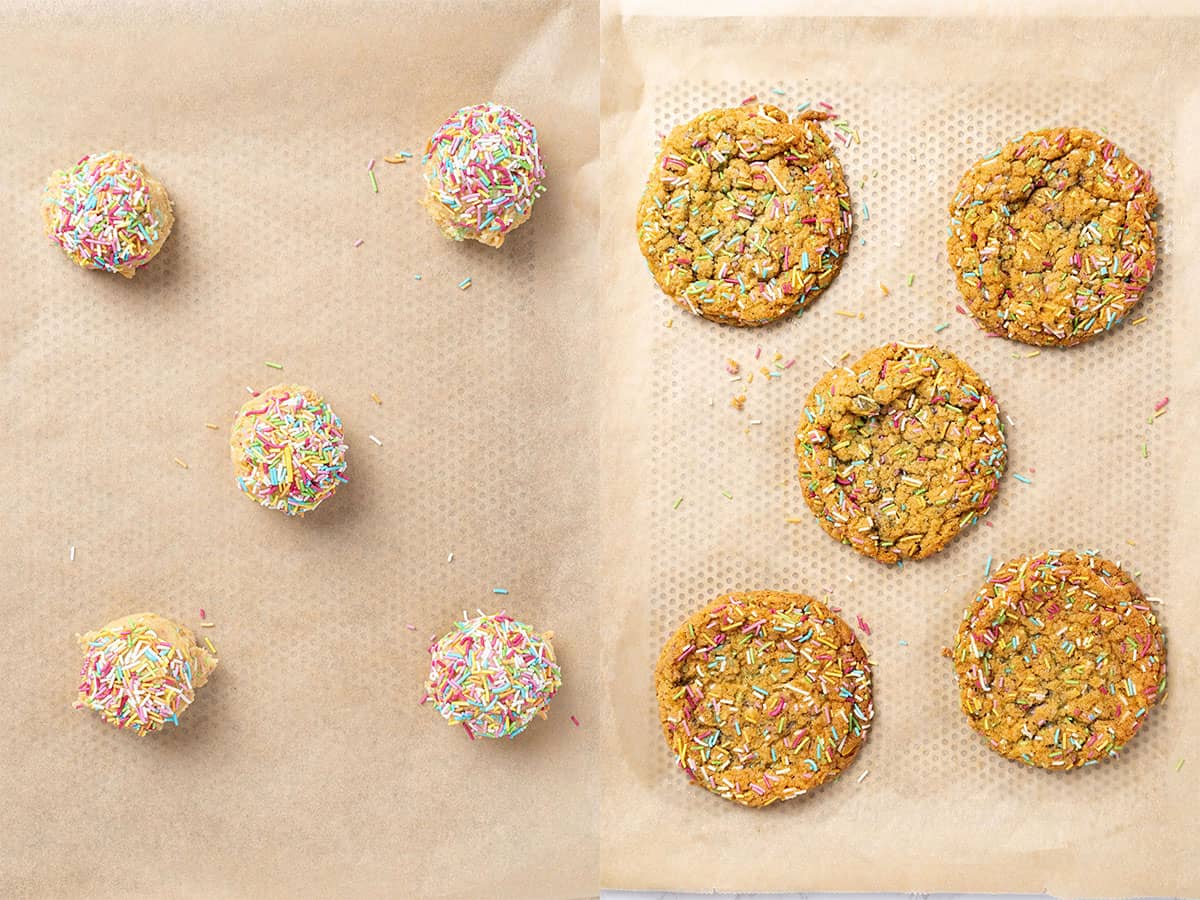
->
left=42, top=151, right=174, bottom=278
left=229, top=383, right=348, bottom=516
left=75, top=612, right=217, bottom=735
left=421, top=102, right=546, bottom=248
left=424, top=612, right=561, bottom=739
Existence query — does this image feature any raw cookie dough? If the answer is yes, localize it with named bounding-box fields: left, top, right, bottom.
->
left=947, top=127, right=1157, bottom=346
left=229, top=383, right=348, bottom=516
left=421, top=102, right=546, bottom=247
left=423, top=612, right=561, bottom=739
left=795, top=342, right=1006, bottom=564
left=655, top=590, right=873, bottom=807
left=637, top=104, right=852, bottom=326
left=41, top=151, right=174, bottom=278
left=952, top=550, right=1167, bottom=769
left=75, top=612, right=216, bottom=735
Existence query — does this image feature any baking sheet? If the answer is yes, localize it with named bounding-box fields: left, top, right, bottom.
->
left=0, top=3, right=599, bottom=898
left=598, top=13, right=1200, bottom=898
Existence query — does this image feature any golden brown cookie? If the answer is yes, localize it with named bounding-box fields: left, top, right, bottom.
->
left=952, top=551, right=1166, bottom=769
left=947, top=127, right=1157, bottom=346
left=795, top=343, right=1006, bottom=564
left=655, top=590, right=873, bottom=807
left=637, top=105, right=852, bottom=327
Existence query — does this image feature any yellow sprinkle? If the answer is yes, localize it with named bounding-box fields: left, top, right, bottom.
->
left=1131, top=316, right=1148, bottom=326
left=383, top=154, right=407, bottom=164
left=172, top=457, right=189, bottom=470
left=204, top=423, right=219, bottom=430
left=370, top=392, right=382, bottom=405
left=200, top=622, right=216, bottom=628
left=835, top=310, right=861, bottom=319
left=1126, top=539, right=1137, bottom=546
left=785, top=517, right=804, bottom=524
left=204, top=637, right=217, bottom=655
left=1024, top=350, right=1040, bottom=358
left=665, top=319, right=673, bottom=328
left=879, top=283, right=890, bottom=296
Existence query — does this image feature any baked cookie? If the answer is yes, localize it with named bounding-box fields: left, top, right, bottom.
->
left=637, top=105, right=852, bottom=326
left=795, top=343, right=1006, bottom=564
left=41, top=151, right=174, bottom=278
left=952, top=551, right=1166, bottom=769
left=947, top=127, right=1157, bottom=346
left=655, top=590, right=872, bottom=806
left=229, top=384, right=348, bottom=516
left=421, top=102, right=546, bottom=248
left=423, top=612, right=561, bottom=739
left=75, top=612, right=217, bottom=735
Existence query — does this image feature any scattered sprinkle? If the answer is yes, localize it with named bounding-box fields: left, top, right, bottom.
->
left=172, top=457, right=189, bottom=470
left=371, top=392, right=382, bottom=405
left=204, top=637, right=217, bottom=655
left=934, top=323, right=950, bottom=333
left=898, top=640, right=908, bottom=646
left=492, top=588, right=509, bottom=595
left=906, top=273, right=915, bottom=287
left=264, top=361, right=283, bottom=370
left=414, top=274, right=422, bottom=280
left=367, top=158, right=376, bottom=171
left=448, top=552, right=454, bottom=562
left=720, top=490, right=733, bottom=500
left=731, top=394, right=746, bottom=411
left=856, top=769, right=870, bottom=783
left=879, top=283, right=889, bottom=296
left=855, top=614, right=871, bottom=636
left=200, top=622, right=215, bottom=629
left=369, top=169, right=379, bottom=193
left=1154, top=396, right=1170, bottom=412
left=673, top=496, right=684, bottom=510
left=406, top=624, right=417, bottom=631
left=353, top=238, right=364, bottom=248
left=785, top=517, right=804, bottom=524
left=570, top=715, right=581, bottom=727
left=835, top=310, right=864, bottom=319
left=199, top=608, right=206, bottom=620
left=368, top=434, right=382, bottom=446
left=1131, top=315, right=1148, bottom=326
left=458, top=277, right=472, bottom=290
left=204, top=422, right=219, bottom=430
left=1013, top=473, right=1032, bottom=484
left=69, top=545, right=75, bottom=561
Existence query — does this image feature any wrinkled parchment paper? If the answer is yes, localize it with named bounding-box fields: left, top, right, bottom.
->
left=599, top=13, right=1199, bottom=898
left=0, top=3, right=599, bottom=897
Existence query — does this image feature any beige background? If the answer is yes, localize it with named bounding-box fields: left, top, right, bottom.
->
left=0, top=2, right=598, bottom=898
left=599, top=13, right=1199, bottom=898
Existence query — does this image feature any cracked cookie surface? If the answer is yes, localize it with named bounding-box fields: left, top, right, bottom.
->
left=952, top=550, right=1167, bottom=769
left=637, top=105, right=852, bottom=327
left=795, top=343, right=1005, bottom=564
left=947, top=127, right=1157, bottom=347
left=655, top=590, right=873, bottom=807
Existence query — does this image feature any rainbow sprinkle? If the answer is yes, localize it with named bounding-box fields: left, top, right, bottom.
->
left=42, top=151, right=172, bottom=277
left=423, top=612, right=561, bottom=739
left=422, top=102, right=546, bottom=247
left=230, top=385, right=348, bottom=515
left=75, top=615, right=216, bottom=735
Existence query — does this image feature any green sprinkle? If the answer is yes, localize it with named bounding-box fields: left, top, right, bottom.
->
left=1142, top=442, right=1148, bottom=459
left=673, top=496, right=684, bottom=510
left=1177, top=758, right=1186, bottom=772
left=369, top=170, right=379, bottom=193
left=721, top=490, right=733, bottom=500
left=906, top=273, right=914, bottom=286
left=264, top=361, right=283, bottom=370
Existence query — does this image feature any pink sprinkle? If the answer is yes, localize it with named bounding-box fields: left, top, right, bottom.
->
left=741, top=95, right=758, bottom=105
left=1154, top=396, right=1169, bottom=412
left=199, top=608, right=206, bottom=620
left=406, top=624, right=416, bottom=631
left=818, top=101, right=834, bottom=110
left=353, top=239, right=364, bottom=248
left=755, top=346, right=762, bottom=359
left=367, top=158, right=376, bottom=171
left=784, top=358, right=795, bottom=369
left=570, top=715, right=580, bottom=727
left=855, top=614, right=872, bottom=636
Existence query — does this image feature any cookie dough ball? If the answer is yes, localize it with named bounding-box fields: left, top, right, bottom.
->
left=421, top=102, right=546, bottom=248
left=953, top=551, right=1167, bottom=769
left=229, top=383, right=348, bottom=516
left=41, top=151, right=174, bottom=278
left=796, top=343, right=1006, bottom=564
left=637, top=105, right=852, bottom=326
left=948, top=127, right=1158, bottom=346
left=424, top=612, right=561, bottom=739
left=75, top=612, right=216, bottom=735
left=656, top=591, right=873, bottom=806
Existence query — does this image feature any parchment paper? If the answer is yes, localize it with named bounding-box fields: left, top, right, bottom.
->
left=599, top=13, right=1200, bottom=898
left=0, top=3, right=599, bottom=898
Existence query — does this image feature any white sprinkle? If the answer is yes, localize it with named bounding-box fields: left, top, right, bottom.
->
left=245, top=386, right=256, bottom=395
left=1006, top=414, right=1016, bottom=427
left=729, top=376, right=743, bottom=382
left=353, top=238, right=364, bottom=248
left=1147, top=596, right=1164, bottom=604
left=857, top=769, right=870, bottom=783
left=821, top=355, right=836, bottom=368
left=447, top=552, right=454, bottom=563
left=749, top=419, right=762, bottom=425
left=69, top=545, right=75, bottom=561
left=368, top=434, right=383, bottom=446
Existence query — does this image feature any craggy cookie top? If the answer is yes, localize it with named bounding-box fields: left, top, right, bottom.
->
left=795, top=343, right=1006, bottom=564
left=637, top=105, right=852, bottom=326
left=655, top=590, right=873, bottom=807
left=953, top=551, right=1166, bottom=769
left=947, top=127, right=1157, bottom=346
